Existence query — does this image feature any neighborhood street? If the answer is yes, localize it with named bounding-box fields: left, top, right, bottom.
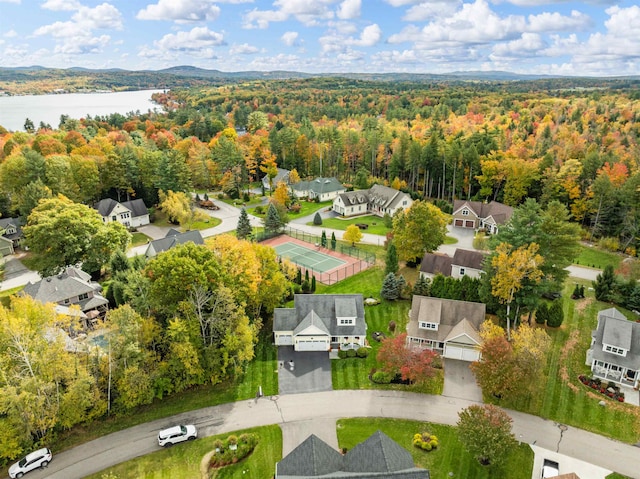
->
left=19, top=390, right=639, bottom=479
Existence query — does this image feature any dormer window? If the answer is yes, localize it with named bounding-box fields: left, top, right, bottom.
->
left=6, top=226, right=15, bottom=234
left=419, top=321, right=438, bottom=331
left=339, top=318, right=355, bottom=325
left=604, top=344, right=627, bottom=356
left=461, top=209, right=469, bottom=216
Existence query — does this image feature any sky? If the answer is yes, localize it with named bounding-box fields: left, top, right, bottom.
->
left=0, top=0, right=639, bottom=77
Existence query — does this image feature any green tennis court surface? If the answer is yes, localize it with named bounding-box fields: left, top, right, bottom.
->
left=274, top=242, right=346, bottom=272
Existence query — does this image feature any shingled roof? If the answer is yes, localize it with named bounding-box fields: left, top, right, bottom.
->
left=145, top=230, right=204, bottom=257
left=591, top=308, right=640, bottom=371
left=453, top=200, right=513, bottom=225
left=275, top=431, right=430, bottom=479
left=95, top=198, right=148, bottom=218
left=419, top=253, right=452, bottom=276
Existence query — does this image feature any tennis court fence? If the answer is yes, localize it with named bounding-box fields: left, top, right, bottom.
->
left=281, top=226, right=377, bottom=264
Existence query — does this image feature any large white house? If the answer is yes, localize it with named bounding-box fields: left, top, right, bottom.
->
left=290, top=177, right=346, bottom=201
left=333, top=184, right=413, bottom=218
left=273, top=294, right=366, bottom=352
left=95, top=198, right=150, bottom=228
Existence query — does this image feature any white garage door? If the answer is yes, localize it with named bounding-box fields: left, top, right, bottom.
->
left=444, top=344, right=480, bottom=362
left=296, top=339, right=329, bottom=351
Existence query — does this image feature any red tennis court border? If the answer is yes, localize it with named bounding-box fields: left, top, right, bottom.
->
left=260, top=234, right=371, bottom=285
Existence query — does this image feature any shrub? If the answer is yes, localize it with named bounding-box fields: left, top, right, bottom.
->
left=547, top=299, right=564, bottom=327
left=356, top=347, right=369, bottom=358
left=372, top=370, right=393, bottom=383
left=388, top=320, right=396, bottom=334
left=346, top=348, right=357, bottom=358
left=338, top=350, right=348, bottom=359
left=254, top=205, right=264, bottom=215
left=598, top=236, right=620, bottom=252
left=535, top=302, right=549, bottom=325
left=289, top=203, right=301, bottom=213
left=413, top=432, right=439, bottom=451
left=313, top=212, right=323, bottom=225
left=473, top=233, right=489, bottom=251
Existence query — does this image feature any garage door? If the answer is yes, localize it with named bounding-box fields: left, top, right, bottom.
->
left=465, top=220, right=475, bottom=228
left=296, top=339, right=329, bottom=351
left=454, top=219, right=464, bottom=227
left=444, top=344, right=480, bottom=362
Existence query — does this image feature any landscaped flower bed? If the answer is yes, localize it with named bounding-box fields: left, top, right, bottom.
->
left=208, top=433, right=258, bottom=469
left=412, top=432, right=439, bottom=451
left=578, top=375, right=625, bottom=402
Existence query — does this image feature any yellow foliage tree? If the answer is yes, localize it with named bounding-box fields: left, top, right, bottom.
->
left=158, top=190, right=208, bottom=229
left=272, top=181, right=291, bottom=208
left=344, top=224, right=363, bottom=246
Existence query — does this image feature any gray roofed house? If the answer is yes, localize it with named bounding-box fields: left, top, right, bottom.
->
left=333, top=184, right=413, bottom=218
left=586, top=308, right=640, bottom=389
left=275, top=431, right=430, bottom=479
left=420, top=249, right=486, bottom=280
left=452, top=200, right=513, bottom=234
left=273, top=294, right=366, bottom=352
left=95, top=198, right=150, bottom=228
left=291, top=177, right=347, bottom=202
left=22, top=266, right=109, bottom=324
left=145, top=230, right=205, bottom=258
left=0, top=216, right=25, bottom=252
left=262, top=167, right=291, bottom=190
left=406, top=296, right=486, bottom=362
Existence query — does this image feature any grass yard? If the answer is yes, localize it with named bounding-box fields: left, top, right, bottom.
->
left=190, top=216, right=222, bottom=230
left=129, top=232, right=151, bottom=247
left=321, top=267, right=443, bottom=395
left=54, top=335, right=278, bottom=454
left=248, top=199, right=332, bottom=220
left=0, top=285, right=24, bottom=307
left=574, top=244, right=622, bottom=270
left=490, top=279, right=640, bottom=444
left=311, top=214, right=391, bottom=235
left=336, top=418, right=533, bottom=479
left=84, top=425, right=282, bottom=479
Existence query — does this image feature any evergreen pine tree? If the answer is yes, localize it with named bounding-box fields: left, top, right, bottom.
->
left=430, top=274, right=446, bottom=298
left=593, top=265, right=617, bottom=302
left=305, top=269, right=310, bottom=284
left=413, top=275, right=431, bottom=297
left=264, top=203, right=283, bottom=236
left=236, top=207, right=252, bottom=240
left=204, top=192, right=209, bottom=201
left=296, top=268, right=302, bottom=285
left=396, top=274, right=407, bottom=299
left=331, top=232, right=337, bottom=250
left=311, top=275, right=317, bottom=292
left=535, top=302, right=549, bottom=325
left=195, top=193, right=201, bottom=202
left=380, top=273, right=399, bottom=301
left=547, top=299, right=564, bottom=327
left=321, top=230, right=327, bottom=247
left=385, top=241, right=399, bottom=275
left=313, top=212, right=323, bottom=225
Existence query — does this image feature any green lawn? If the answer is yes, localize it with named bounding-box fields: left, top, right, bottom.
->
left=322, top=267, right=443, bottom=395
left=489, top=280, right=640, bottom=444
left=248, top=199, right=332, bottom=220
left=337, top=418, right=533, bottom=479
left=311, top=214, right=391, bottom=235
left=189, top=216, right=222, bottom=230
left=574, top=245, right=622, bottom=270
left=54, top=334, right=278, bottom=454
left=84, top=425, right=282, bottom=479
left=129, top=232, right=151, bottom=247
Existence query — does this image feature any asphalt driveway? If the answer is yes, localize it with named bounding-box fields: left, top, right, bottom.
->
left=277, top=346, right=332, bottom=395
left=442, top=358, right=483, bottom=402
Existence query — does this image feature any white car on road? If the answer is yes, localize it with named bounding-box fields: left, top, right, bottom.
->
left=8, top=448, right=52, bottom=478
left=157, top=424, right=197, bottom=447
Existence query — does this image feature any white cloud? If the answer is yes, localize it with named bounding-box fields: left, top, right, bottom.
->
left=0, top=0, right=20, bottom=3
left=403, top=1, right=461, bottom=22
left=3, top=29, right=18, bottom=38
left=229, top=43, right=259, bottom=54
left=137, top=0, right=221, bottom=23
left=371, top=49, right=420, bottom=64
left=490, top=32, right=546, bottom=60
left=55, top=34, right=111, bottom=54
left=281, top=31, right=299, bottom=46
left=74, top=3, right=123, bottom=29
left=384, top=0, right=422, bottom=6
left=337, top=0, right=360, bottom=20
left=41, top=0, right=80, bottom=11
left=346, top=24, right=382, bottom=47
left=527, top=10, right=591, bottom=33
left=139, top=26, right=225, bottom=59
left=243, top=0, right=339, bottom=28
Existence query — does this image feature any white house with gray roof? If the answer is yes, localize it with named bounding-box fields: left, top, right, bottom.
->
left=586, top=308, right=640, bottom=389
left=273, top=294, right=366, bottom=352
left=275, top=431, right=430, bottom=479
left=332, top=184, right=413, bottom=218
left=145, top=229, right=205, bottom=258
left=291, top=177, right=346, bottom=202
left=95, top=198, right=150, bottom=228
left=406, top=296, right=486, bottom=362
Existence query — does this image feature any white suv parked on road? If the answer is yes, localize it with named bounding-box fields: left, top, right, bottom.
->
left=8, top=448, right=52, bottom=478
left=157, top=424, right=197, bottom=447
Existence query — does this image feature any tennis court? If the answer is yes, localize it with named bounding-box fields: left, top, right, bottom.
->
left=274, top=242, right=346, bottom=273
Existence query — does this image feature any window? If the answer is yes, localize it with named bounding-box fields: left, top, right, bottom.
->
left=419, top=321, right=438, bottom=330
left=605, top=345, right=627, bottom=356
left=339, top=318, right=355, bottom=325
left=78, top=292, right=89, bottom=301
left=121, top=212, right=130, bottom=219
left=461, top=209, right=469, bottom=216
left=111, top=215, right=117, bottom=221
left=459, top=267, right=466, bottom=276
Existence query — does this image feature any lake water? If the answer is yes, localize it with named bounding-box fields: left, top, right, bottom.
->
left=0, top=89, right=164, bottom=132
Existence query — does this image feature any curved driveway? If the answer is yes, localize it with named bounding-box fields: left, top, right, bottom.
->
left=25, top=390, right=638, bottom=479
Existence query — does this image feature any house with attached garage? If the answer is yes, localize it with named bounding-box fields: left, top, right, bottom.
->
left=586, top=307, right=640, bottom=389
left=0, top=217, right=25, bottom=255
left=275, top=431, right=430, bottom=479
left=452, top=199, right=513, bottom=234
left=332, top=184, right=413, bottom=218
left=273, top=294, right=366, bottom=352
left=145, top=229, right=204, bottom=258
left=290, top=177, right=346, bottom=202
left=406, top=296, right=486, bottom=362
left=419, top=249, right=486, bottom=281
left=94, top=198, right=150, bottom=228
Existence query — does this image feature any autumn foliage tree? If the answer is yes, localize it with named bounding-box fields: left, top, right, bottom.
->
left=343, top=224, right=363, bottom=246
left=376, top=333, right=438, bottom=385
left=392, top=200, right=448, bottom=263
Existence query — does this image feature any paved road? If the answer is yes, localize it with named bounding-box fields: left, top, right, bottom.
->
left=23, top=390, right=639, bottom=479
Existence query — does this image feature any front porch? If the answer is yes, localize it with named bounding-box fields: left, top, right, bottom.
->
left=592, top=360, right=638, bottom=388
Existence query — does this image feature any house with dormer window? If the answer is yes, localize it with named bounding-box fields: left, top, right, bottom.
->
left=452, top=200, right=513, bottom=234
left=406, top=296, right=485, bottom=362
left=94, top=198, right=150, bottom=228
left=273, top=294, right=366, bottom=352
left=291, top=177, right=346, bottom=201
left=586, top=308, right=640, bottom=389
left=332, top=184, right=413, bottom=218
left=0, top=217, right=25, bottom=255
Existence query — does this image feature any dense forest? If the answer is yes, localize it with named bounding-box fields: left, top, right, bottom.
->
left=1, top=77, right=639, bottom=254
